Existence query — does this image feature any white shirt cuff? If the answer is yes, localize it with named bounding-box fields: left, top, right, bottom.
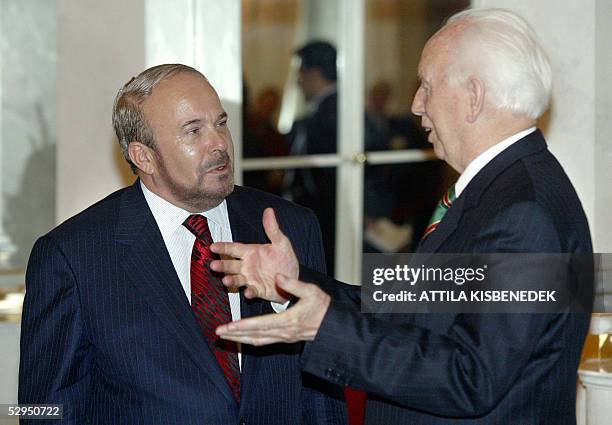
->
left=270, top=300, right=290, bottom=313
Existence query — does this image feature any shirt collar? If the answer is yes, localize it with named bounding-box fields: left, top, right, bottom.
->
left=140, top=180, right=229, bottom=241
left=455, top=127, right=536, bottom=197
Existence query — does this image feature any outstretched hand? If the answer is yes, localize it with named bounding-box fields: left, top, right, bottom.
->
left=216, top=274, right=331, bottom=346
left=210, top=208, right=299, bottom=303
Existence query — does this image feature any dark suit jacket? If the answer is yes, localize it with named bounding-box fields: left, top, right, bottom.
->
left=302, top=91, right=337, bottom=155
left=19, top=183, right=347, bottom=425
left=299, top=130, right=592, bottom=424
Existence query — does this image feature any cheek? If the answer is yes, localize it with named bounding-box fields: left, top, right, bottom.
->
left=179, top=139, right=208, bottom=160
left=166, top=149, right=201, bottom=179
left=423, top=97, right=436, bottom=120
left=183, top=146, right=199, bottom=160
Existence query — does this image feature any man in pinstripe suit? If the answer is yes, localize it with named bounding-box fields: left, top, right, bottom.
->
left=214, top=9, right=592, bottom=425
left=19, top=64, right=347, bottom=424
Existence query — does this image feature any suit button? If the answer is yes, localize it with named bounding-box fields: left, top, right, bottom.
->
left=325, top=367, right=341, bottom=380
left=238, top=419, right=246, bottom=425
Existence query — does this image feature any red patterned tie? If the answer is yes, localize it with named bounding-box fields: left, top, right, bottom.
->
left=183, top=214, right=240, bottom=402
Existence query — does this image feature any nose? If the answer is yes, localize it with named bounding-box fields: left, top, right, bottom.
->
left=205, top=127, right=230, bottom=154
left=411, top=86, right=425, bottom=116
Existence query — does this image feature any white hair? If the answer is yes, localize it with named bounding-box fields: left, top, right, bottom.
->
left=445, top=8, right=552, bottom=119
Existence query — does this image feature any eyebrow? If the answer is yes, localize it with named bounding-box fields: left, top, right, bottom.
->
left=181, top=112, right=227, bottom=129
left=182, top=118, right=203, bottom=128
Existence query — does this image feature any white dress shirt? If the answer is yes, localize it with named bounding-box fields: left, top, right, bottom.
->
left=455, top=127, right=536, bottom=197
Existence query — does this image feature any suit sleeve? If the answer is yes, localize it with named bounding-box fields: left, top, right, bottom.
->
left=297, top=210, right=348, bottom=424
left=19, top=235, right=92, bottom=424
left=299, top=202, right=576, bottom=418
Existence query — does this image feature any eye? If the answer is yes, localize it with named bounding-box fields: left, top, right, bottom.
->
left=217, top=119, right=228, bottom=128
left=186, top=127, right=200, bottom=135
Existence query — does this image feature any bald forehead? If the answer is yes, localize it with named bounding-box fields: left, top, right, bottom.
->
left=418, top=21, right=475, bottom=81
left=428, top=22, right=467, bottom=56
left=150, top=73, right=222, bottom=115
left=140, top=71, right=226, bottom=131
left=418, top=35, right=452, bottom=79
left=155, top=71, right=216, bottom=98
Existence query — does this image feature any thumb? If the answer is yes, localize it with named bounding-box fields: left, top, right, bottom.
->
left=275, top=274, right=312, bottom=298
left=263, top=208, right=287, bottom=245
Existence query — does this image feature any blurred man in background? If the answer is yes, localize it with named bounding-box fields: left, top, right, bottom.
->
left=283, top=40, right=338, bottom=274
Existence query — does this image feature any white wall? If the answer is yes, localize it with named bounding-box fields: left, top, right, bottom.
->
left=595, top=0, right=612, bottom=253
left=57, top=0, right=145, bottom=223
left=0, top=323, right=19, bottom=404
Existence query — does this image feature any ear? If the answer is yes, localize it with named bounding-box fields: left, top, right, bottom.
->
left=466, top=77, right=484, bottom=123
left=128, top=141, right=157, bottom=175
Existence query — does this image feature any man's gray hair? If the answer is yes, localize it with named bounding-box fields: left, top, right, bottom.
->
left=112, top=64, right=208, bottom=173
left=445, top=8, right=552, bottom=119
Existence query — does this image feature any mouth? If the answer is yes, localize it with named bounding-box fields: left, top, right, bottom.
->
left=422, top=126, right=435, bottom=144
left=207, top=162, right=230, bottom=174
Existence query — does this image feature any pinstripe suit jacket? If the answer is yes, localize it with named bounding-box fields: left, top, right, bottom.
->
left=19, top=183, right=347, bottom=425
left=299, top=130, right=592, bottom=424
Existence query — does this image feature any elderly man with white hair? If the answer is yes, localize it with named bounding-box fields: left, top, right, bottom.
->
left=213, top=8, right=592, bottom=424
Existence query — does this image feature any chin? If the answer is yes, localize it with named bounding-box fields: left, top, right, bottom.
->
left=218, top=183, right=235, bottom=198
left=432, top=145, right=445, bottom=161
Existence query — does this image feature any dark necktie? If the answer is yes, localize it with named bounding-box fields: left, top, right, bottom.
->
left=422, top=185, right=456, bottom=241
left=183, top=214, right=240, bottom=402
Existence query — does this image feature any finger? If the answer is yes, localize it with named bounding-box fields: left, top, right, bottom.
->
left=216, top=326, right=294, bottom=342
left=275, top=274, right=316, bottom=299
left=210, top=242, right=247, bottom=258
left=244, top=285, right=260, bottom=299
left=218, top=324, right=302, bottom=345
left=219, top=334, right=285, bottom=346
left=221, top=274, right=249, bottom=288
left=248, top=336, right=287, bottom=346
left=210, top=259, right=243, bottom=275
left=262, top=208, right=288, bottom=245
left=218, top=328, right=285, bottom=339
left=216, top=312, right=285, bottom=334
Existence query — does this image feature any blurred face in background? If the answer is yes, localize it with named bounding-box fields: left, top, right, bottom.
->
left=297, top=65, right=321, bottom=102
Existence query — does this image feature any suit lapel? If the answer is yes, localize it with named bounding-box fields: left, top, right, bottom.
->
left=115, top=182, right=236, bottom=405
left=462, top=130, right=548, bottom=211
left=418, top=130, right=548, bottom=254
